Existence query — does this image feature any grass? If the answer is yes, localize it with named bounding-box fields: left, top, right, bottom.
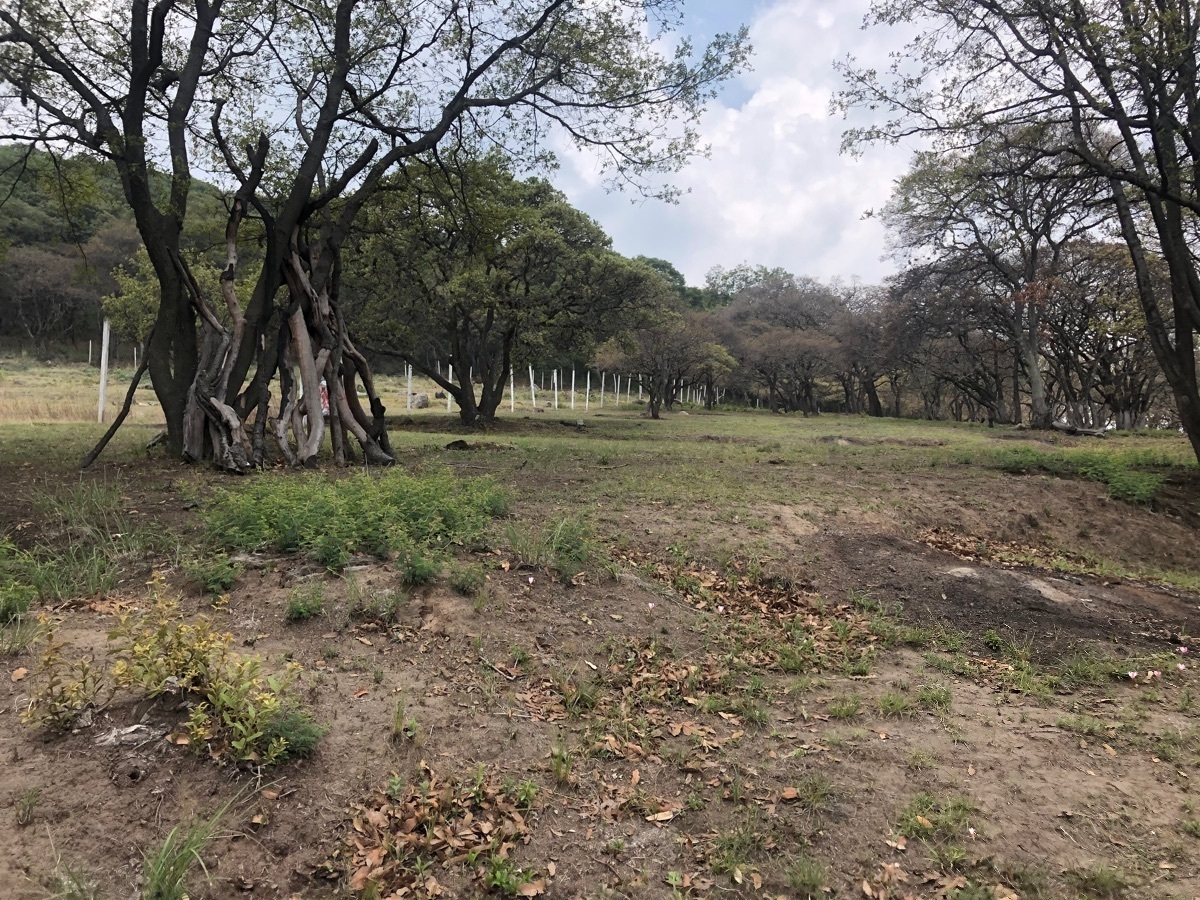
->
left=895, top=793, right=976, bottom=842
left=971, top=444, right=1190, bottom=503
left=286, top=581, right=324, bottom=621
left=201, top=469, right=508, bottom=570
left=1064, top=864, right=1132, bottom=898
left=505, top=516, right=596, bottom=580
left=783, top=855, right=826, bottom=899
left=141, top=799, right=232, bottom=900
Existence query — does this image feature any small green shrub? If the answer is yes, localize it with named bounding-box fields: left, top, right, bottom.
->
left=448, top=562, right=487, bottom=596
left=286, top=582, right=324, bottom=621
left=505, top=516, right=595, bottom=580
left=182, top=552, right=242, bottom=594
left=202, top=470, right=507, bottom=570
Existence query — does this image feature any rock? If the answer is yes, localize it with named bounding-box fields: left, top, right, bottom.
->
left=410, top=393, right=430, bottom=409
left=433, top=391, right=446, bottom=400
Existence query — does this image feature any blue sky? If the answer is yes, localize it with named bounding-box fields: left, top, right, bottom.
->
left=554, top=0, right=921, bottom=287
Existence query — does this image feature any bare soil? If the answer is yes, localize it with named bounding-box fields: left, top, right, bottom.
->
left=3, top=421, right=1200, bottom=900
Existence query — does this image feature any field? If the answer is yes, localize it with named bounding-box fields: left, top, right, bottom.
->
left=2, top=360, right=1200, bottom=900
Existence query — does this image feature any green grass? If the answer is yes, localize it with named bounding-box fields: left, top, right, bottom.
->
left=972, top=444, right=1190, bottom=503
left=286, top=582, right=324, bottom=621
left=201, top=469, right=508, bottom=570
left=141, top=799, right=233, bottom=900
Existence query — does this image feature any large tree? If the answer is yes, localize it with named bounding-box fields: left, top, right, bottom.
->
left=837, top=0, right=1200, bottom=460
left=0, top=1, right=749, bottom=469
left=881, top=125, right=1107, bottom=428
left=346, top=156, right=651, bottom=425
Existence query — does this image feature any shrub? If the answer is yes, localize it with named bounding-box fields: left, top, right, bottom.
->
left=286, top=582, right=325, bottom=621
left=182, top=552, right=243, bottom=594
left=202, top=470, right=508, bottom=571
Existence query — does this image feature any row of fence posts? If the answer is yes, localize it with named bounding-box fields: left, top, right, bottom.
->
left=405, top=364, right=725, bottom=412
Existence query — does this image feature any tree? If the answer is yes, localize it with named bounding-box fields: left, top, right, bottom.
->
left=881, top=125, right=1107, bottom=428
left=1, top=1, right=750, bottom=469
left=837, top=0, right=1200, bottom=459
left=346, top=156, right=648, bottom=425
left=595, top=309, right=734, bottom=419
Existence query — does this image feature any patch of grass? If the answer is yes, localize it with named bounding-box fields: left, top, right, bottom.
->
left=202, top=469, right=507, bottom=570
left=15, top=787, right=39, bottom=826
left=917, top=683, right=952, bottom=711
left=141, top=799, right=232, bottom=900
left=783, top=855, right=826, bottom=899
left=827, top=694, right=862, bottom=719
left=895, top=793, right=976, bottom=842
left=907, top=749, right=936, bottom=770
left=978, top=445, right=1178, bottom=503
left=286, top=581, right=324, bottom=621
left=792, top=773, right=835, bottom=814
left=1064, top=864, right=1132, bottom=898
left=1181, top=819, right=1200, bottom=839
left=345, top=575, right=406, bottom=623
left=709, top=813, right=765, bottom=878
left=505, top=515, right=595, bottom=580
left=448, top=562, right=487, bottom=596
left=878, top=690, right=915, bottom=717
left=1057, top=714, right=1114, bottom=738
left=181, top=552, right=242, bottom=594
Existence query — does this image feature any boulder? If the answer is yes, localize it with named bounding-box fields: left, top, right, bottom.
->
left=410, top=393, right=430, bottom=409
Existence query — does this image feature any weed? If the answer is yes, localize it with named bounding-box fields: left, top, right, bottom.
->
left=20, top=616, right=107, bottom=730
left=878, top=691, right=915, bottom=717
left=896, top=793, right=976, bottom=842
left=15, top=787, right=39, bottom=826
left=907, top=749, right=936, bottom=770
left=1064, top=864, right=1131, bottom=898
left=481, top=854, right=538, bottom=896
left=550, top=735, right=573, bottom=785
left=710, top=812, right=765, bottom=878
left=1182, top=819, right=1200, bottom=839
left=793, top=773, right=835, bottom=814
left=345, top=575, right=406, bottom=623
left=181, top=552, right=242, bottom=594
left=827, top=694, right=862, bottom=719
left=202, top=470, right=507, bottom=570
left=286, top=581, right=324, bottom=621
left=141, top=799, right=232, bottom=900
left=917, top=683, right=952, bottom=711
left=602, top=839, right=626, bottom=856
left=784, top=855, right=826, bottom=900
left=505, top=516, right=595, bottom=580
left=392, top=700, right=420, bottom=743
left=448, top=562, right=487, bottom=596
left=1057, top=714, right=1114, bottom=738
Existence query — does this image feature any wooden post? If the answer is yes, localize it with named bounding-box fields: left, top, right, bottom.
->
left=553, top=369, right=559, bottom=409
left=407, top=365, right=413, bottom=410
left=614, top=374, right=620, bottom=406
left=447, top=364, right=453, bottom=411
left=600, top=371, right=605, bottom=407
left=133, top=345, right=137, bottom=368
left=88, top=339, right=92, bottom=366
left=529, top=365, right=536, bottom=407
left=509, top=370, right=515, bottom=412
left=97, top=319, right=111, bottom=423
left=571, top=369, right=576, bottom=410
left=627, top=375, right=633, bottom=404
left=585, top=371, right=591, bottom=410
left=638, top=380, right=643, bottom=401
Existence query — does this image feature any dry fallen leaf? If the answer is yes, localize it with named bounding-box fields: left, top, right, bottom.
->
left=518, top=880, right=545, bottom=896
left=915, top=815, right=934, bottom=830
left=353, top=689, right=369, bottom=699
left=1103, top=744, right=1117, bottom=757
left=11, top=667, right=28, bottom=682
left=357, top=636, right=373, bottom=646
left=261, top=789, right=279, bottom=800
left=967, top=765, right=976, bottom=776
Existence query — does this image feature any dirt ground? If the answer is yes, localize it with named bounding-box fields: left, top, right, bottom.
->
left=2, top=415, right=1200, bottom=900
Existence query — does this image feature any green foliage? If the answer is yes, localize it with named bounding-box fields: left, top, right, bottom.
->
left=141, top=799, right=233, bottom=900
left=448, top=562, right=487, bottom=596
left=202, top=470, right=507, bottom=571
left=181, top=552, right=242, bottom=594
left=784, top=855, right=827, bottom=900
left=978, top=445, right=1182, bottom=503
left=45, top=573, right=326, bottom=766
left=286, top=582, right=325, bottom=621
left=505, top=516, right=595, bottom=580
left=895, top=793, right=976, bottom=841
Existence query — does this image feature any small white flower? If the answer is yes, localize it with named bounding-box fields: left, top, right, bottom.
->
left=647, top=602, right=655, bottom=611
left=717, top=605, right=724, bottom=614
left=1179, top=663, right=1188, bottom=671
left=1128, top=671, right=1138, bottom=680
left=528, top=576, right=535, bottom=585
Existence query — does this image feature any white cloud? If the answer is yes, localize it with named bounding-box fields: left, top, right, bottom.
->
left=552, top=0, right=921, bottom=286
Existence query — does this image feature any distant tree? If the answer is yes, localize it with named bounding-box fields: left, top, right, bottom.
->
left=595, top=309, right=734, bottom=419
left=0, top=246, right=93, bottom=352
left=837, top=0, right=1200, bottom=458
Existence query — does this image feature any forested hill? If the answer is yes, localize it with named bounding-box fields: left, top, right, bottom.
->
left=0, top=145, right=227, bottom=353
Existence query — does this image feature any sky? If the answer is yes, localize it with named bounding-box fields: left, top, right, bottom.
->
left=551, top=0, right=923, bottom=288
